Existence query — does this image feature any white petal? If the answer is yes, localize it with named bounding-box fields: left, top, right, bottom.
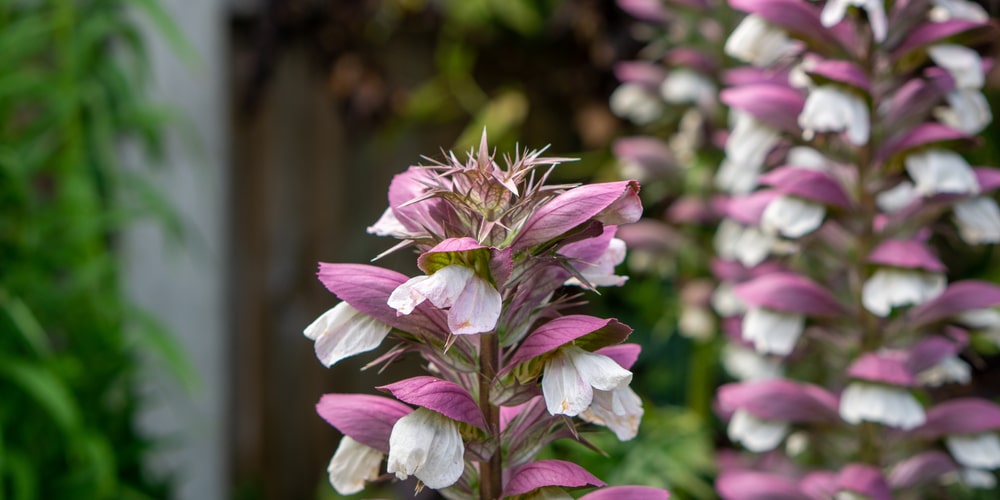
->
left=799, top=86, right=870, bottom=145
left=717, top=111, right=780, bottom=194
left=905, top=149, right=980, bottom=197
left=711, top=281, right=748, bottom=318
left=957, top=468, right=998, bottom=488
left=448, top=274, right=502, bottom=334
left=954, top=197, right=1000, bottom=245
left=414, top=265, right=475, bottom=310
left=862, top=268, right=947, bottom=317
left=387, top=275, right=432, bottom=315
left=387, top=408, right=465, bottom=489
left=565, top=238, right=629, bottom=288
left=957, top=308, right=1000, bottom=330
left=820, top=0, right=850, bottom=28
left=660, top=69, right=716, bottom=106
left=876, top=181, right=917, bottom=214
left=725, top=15, right=796, bottom=67
left=839, top=382, right=926, bottom=430
left=722, top=344, right=784, bottom=381
left=542, top=352, right=593, bottom=416
left=761, top=195, right=826, bottom=238
left=679, top=305, right=716, bottom=340
left=728, top=408, right=789, bottom=452
left=580, top=386, right=644, bottom=440
left=367, top=207, right=412, bottom=238
left=610, top=83, right=664, bottom=125
left=565, top=345, right=633, bottom=392
left=786, top=146, right=830, bottom=171
left=917, top=356, right=972, bottom=386
left=742, top=308, right=805, bottom=355
left=327, top=436, right=384, bottom=495
left=735, top=226, right=777, bottom=268
left=820, top=0, right=886, bottom=40
left=929, top=0, right=989, bottom=21
left=305, top=302, right=391, bottom=367
left=947, top=433, right=1000, bottom=469
left=928, top=44, right=984, bottom=90
left=934, top=89, right=992, bottom=134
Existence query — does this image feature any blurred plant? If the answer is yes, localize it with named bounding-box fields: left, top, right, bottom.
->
left=0, top=1, right=189, bottom=498
left=304, top=132, right=669, bottom=499
left=701, top=0, right=1000, bottom=497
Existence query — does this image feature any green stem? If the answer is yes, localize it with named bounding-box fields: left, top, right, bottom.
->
left=479, top=334, right=502, bottom=500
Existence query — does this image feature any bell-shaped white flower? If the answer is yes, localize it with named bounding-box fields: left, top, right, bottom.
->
left=905, top=149, right=980, bottom=197
left=876, top=181, right=918, bottom=214
left=725, top=14, right=797, bottom=67
left=327, top=436, right=384, bottom=495
left=799, top=85, right=870, bottom=146
left=386, top=408, right=465, bottom=489
left=742, top=307, right=806, bottom=356
left=761, top=195, right=826, bottom=238
left=542, top=345, right=633, bottom=417
left=660, top=69, right=716, bottom=107
left=929, top=0, right=989, bottom=22
left=954, top=197, right=1000, bottom=245
left=839, top=382, right=926, bottom=430
left=722, top=344, right=784, bottom=381
left=388, top=264, right=501, bottom=335
left=935, top=89, right=992, bottom=134
left=947, top=433, right=1000, bottom=469
left=565, top=238, right=628, bottom=287
left=917, top=356, right=972, bottom=387
left=304, top=302, right=392, bottom=367
left=717, top=111, right=781, bottom=194
left=862, top=268, right=946, bottom=317
left=610, top=83, right=664, bottom=125
left=821, top=0, right=887, bottom=42
left=928, top=44, right=984, bottom=90
left=728, top=408, right=789, bottom=452
left=580, top=385, right=644, bottom=440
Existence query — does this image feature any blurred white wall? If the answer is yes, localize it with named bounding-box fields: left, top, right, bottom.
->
left=123, top=0, right=228, bottom=498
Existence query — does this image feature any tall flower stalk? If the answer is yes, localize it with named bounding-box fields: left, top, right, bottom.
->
left=304, top=132, right=668, bottom=499
left=707, top=0, right=1000, bottom=496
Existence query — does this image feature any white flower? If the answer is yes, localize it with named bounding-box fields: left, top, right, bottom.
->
left=958, top=308, right=1000, bottom=331
left=929, top=0, right=989, bottom=22
left=761, top=195, right=826, bottom=238
left=954, top=197, right=1000, bottom=244
left=610, top=83, right=664, bottom=125
left=327, top=436, right=384, bottom=495
left=304, top=302, right=392, bottom=367
left=728, top=408, right=789, bottom=452
left=928, top=44, right=984, bottom=90
left=564, top=238, right=628, bottom=287
left=580, top=385, right=644, bottom=440
left=542, top=345, right=633, bottom=417
left=947, top=433, right=1000, bottom=469
left=786, top=146, right=831, bottom=171
left=935, top=89, right=992, bottom=134
left=821, top=0, right=887, bottom=42
left=716, top=111, right=781, bottom=194
left=387, top=408, right=465, bottom=489
left=742, top=307, right=806, bottom=356
left=725, top=15, right=797, bottom=67
left=679, top=305, right=716, bottom=340
left=713, top=218, right=778, bottom=268
left=905, top=149, right=980, bottom=197
left=388, top=264, right=502, bottom=335
left=862, top=268, right=946, bottom=317
left=722, top=344, right=784, bottom=381
left=799, top=86, right=870, bottom=146
left=711, top=281, right=747, bottom=318
left=660, top=69, right=716, bottom=107
left=917, top=356, right=972, bottom=386
left=876, top=181, right=917, bottom=214
left=839, top=382, right=926, bottom=430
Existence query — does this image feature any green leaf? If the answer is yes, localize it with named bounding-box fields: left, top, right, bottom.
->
left=0, top=357, right=80, bottom=432
left=124, top=307, right=200, bottom=393
left=131, top=0, right=198, bottom=65
left=0, top=289, right=50, bottom=357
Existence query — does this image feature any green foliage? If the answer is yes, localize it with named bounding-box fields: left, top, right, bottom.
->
left=0, top=1, right=182, bottom=498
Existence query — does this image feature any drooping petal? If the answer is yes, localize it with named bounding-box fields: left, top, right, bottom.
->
left=514, top=181, right=642, bottom=249
left=954, top=197, right=1000, bottom=244
left=449, top=273, right=502, bottom=334
left=565, top=345, right=633, bottom=392
left=761, top=195, right=826, bottom=238
left=862, top=268, right=947, bottom=317
left=388, top=265, right=473, bottom=315
left=316, top=393, right=413, bottom=453
left=798, top=85, right=870, bottom=145
left=542, top=352, right=593, bottom=417
left=839, top=382, right=926, bottom=430
left=502, top=460, right=605, bottom=498
left=820, top=0, right=886, bottom=41
left=305, top=302, right=391, bottom=367
left=610, top=83, right=664, bottom=125
left=905, top=149, right=980, bottom=196
left=928, top=44, right=985, bottom=90
left=327, top=436, right=384, bottom=495
left=580, top=385, right=644, bottom=440
left=722, top=344, right=784, bottom=381
left=728, top=408, right=789, bottom=452
left=742, top=308, right=806, bottom=355
left=386, top=408, right=465, bottom=489
left=946, top=434, right=1000, bottom=469
left=935, top=89, right=993, bottom=134
left=660, top=69, right=716, bottom=106
left=725, top=14, right=798, bottom=67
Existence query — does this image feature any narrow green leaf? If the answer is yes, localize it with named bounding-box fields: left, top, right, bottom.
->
left=0, top=358, right=80, bottom=432
left=0, top=289, right=50, bottom=356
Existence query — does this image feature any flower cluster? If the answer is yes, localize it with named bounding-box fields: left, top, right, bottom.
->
left=304, top=132, right=668, bottom=499
left=702, top=0, right=1000, bottom=496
